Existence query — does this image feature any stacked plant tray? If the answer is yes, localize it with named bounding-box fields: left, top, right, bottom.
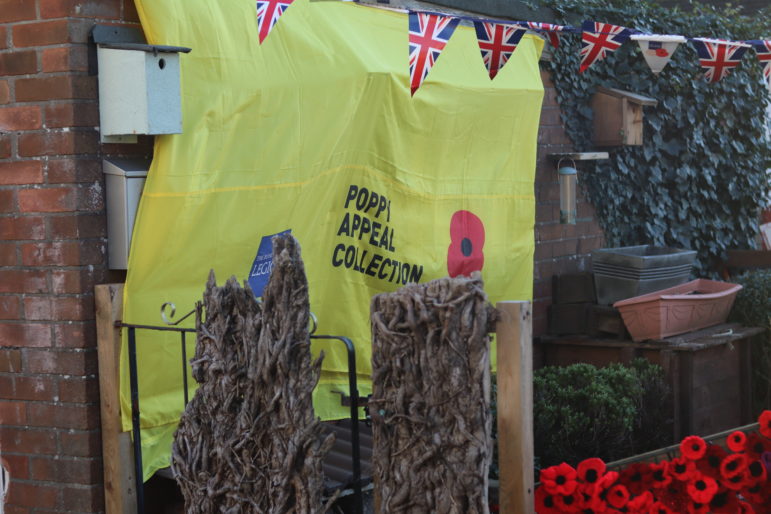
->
left=592, top=245, right=696, bottom=305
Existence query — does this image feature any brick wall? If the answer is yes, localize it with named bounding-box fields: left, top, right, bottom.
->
left=0, top=1, right=149, bottom=512
left=532, top=68, right=606, bottom=336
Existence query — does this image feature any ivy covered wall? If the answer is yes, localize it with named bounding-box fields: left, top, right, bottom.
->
left=542, top=0, right=770, bottom=274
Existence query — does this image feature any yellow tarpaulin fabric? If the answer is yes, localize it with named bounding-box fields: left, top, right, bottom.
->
left=125, top=0, right=543, bottom=480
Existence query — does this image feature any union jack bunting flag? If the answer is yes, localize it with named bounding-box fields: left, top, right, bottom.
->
left=256, top=0, right=294, bottom=44
left=521, top=22, right=566, bottom=48
left=750, top=40, right=771, bottom=88
left=473, top=22, right=527, bottom=79
left=409, top=12, right=460, bottom=95
left=691, top=38, right=749, bottom=82
left=579, top=21, right=631, bottom=73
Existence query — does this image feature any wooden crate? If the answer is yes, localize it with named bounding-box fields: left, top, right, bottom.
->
left=536, top=323, right=763, bottom=441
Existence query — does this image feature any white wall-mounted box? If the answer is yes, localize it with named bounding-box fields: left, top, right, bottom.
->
left=104, top=158, right=150, bottom=270
left=96, top=42, right=190, bottom=143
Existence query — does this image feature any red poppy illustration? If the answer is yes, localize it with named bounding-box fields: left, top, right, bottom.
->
left=447, top=210, right=485, bottom=277
left=655, top=48, right=670, bottom=57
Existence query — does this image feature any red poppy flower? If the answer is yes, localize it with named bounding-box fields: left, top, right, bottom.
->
left=447, top=210, right=485, bottom=278
left=681, top=435, right=707, bottom=460
left=745, top=432, right=771, bottom=459
left=535, top=485, right=560, bottom=514
left=745, top=458, right=768, bottom=484
left=759, top=410, right=771, bottom=439
left=696, top=444, right=727, bottom=478
left=727, top=430, right=747, bottom=453
left=554, top=491, right=581, bottom=512
left=606, top=484, right=630, bottom=508
left=722, top=469, right=750, bottom=491
left=708, top=487, right=740, bottom=513
left=578, top=458, right=607, bottom=485
left=741, top=482, right=767, bottom=504
left=720, top=453, right=749, bottom=479
left=670, top=456, right=697, bottom=481
left=655, top=48, right=670, bottom=57
left=626, top=490, right=653, bottom=512
left=618, top=462, right=653, bottom=496
left=649, top=461, right=672, bottom=489
left=540, top=462, right=578, bottom=495
left=738, top=500, right=756, bottom=513
left=575, top=486, right=606, bottom=512
left=687, top=474, right=718, bottom=503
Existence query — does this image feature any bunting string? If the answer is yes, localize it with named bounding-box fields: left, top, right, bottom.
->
left=254, top=0, right=771, bottom=94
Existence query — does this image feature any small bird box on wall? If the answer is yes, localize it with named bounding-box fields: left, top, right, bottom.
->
left=591, top=87, right=658, bottom=146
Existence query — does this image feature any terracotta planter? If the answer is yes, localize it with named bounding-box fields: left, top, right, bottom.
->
left=613, top=279, right=742, bottom=342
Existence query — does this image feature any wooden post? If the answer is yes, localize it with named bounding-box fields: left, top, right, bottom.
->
left=496, top=301, right=534, bottom=514
left=95, top=284, right=138, bottom=514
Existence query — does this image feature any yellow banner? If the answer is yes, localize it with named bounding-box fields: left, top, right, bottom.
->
left=125, top=0, right=543, bottom=479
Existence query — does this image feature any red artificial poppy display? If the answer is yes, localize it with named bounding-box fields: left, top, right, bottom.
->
left=681, top=435, right=708, bottom=460
left=540, top=461, right=578, bottom=495
left=727, top=430, right=747, bottom=453
left=760, top=410, right=771, bottom=438
left=533, top=410, right=770, bottom=514
left=447, top=210, right=485, bottom=278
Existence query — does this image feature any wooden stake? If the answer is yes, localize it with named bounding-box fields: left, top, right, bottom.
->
left=496, top=301, right=534, bottom=514
left=96, top=284, right=137, bottom=514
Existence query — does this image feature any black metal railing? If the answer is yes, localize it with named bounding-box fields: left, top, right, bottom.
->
left=117, top=320, right=363, bottom=514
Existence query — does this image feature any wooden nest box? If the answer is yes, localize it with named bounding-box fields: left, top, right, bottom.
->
left=592, top=87, right=658, bottom=146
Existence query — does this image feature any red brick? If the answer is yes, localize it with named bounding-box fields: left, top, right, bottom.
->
left=61, top=484, right=104, bottom=511
left=5, top=482, right=58, bottom=509
left=46, top=158, right=101, bottom=183
left=0, top=296, right=20, bottom=319
left=1, top=454, right=29, bottom=480
left=31, top=456, right=101, bottom=485
left=13, top=375, right=57, bottom=401
left=0, top=133, right=10, bottom=159
left=0, top=348, right=21, bottom=371
left=48, top=214, right=105, bottom=239
left=0, top=105, right=42, bottom=131
left=15, top=75, right=96, bottom=102
left=0, top=243, right=17, bottom=265
left=0, top=215, right=46, bottom=239
left=0, top=323, right=52, bottom=347
left=0, top=160, right=44, bottom=185
left=0, top=400, right=27, bottom=424
left=0, top=270, right=48, bottom=294
left=59, top=375, right=98, bottom=403
left=21, top=241, right=80, bottom=266
left=124, top=0, right=140, bottom=22
left=12, top=20, right=70, bottom=47
left=76, top=182, right=105, bottom=212
left=44, top=101, right=98, bottom=128
left=59, top=430, right=101, bottom=458
left=41, top=45, right=89, bottom=73
left=0, top=188, right=12, bottom=212
left=0, top=80, right=9, bottom=104
left=40, top=0, right=120, bottom=18
left=18, top=130, right=99, bottom=157
left=0, top=427, right=58, bottom=455
left=24, top=296, right=90, bottom=321
left=0, top=26, right=6, bottom=50
left=26, top=402, right=99, bottom=430
left=0, top=0, right=37, bottom=23
left=0, top=50, right=37, bottom=76
left=18, top=187, right=75, bottom=213
left=54, top=320, right=95, bottom=348
left=25, top=348, right=96, bottom=375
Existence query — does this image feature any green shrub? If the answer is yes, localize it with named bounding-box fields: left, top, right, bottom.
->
left=532, top=359, right=672, bottom=467
left=729, top=270, right=771, bottom=414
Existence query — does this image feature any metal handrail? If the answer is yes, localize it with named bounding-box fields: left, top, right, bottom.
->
left=118, top=321, right=363, bottom=514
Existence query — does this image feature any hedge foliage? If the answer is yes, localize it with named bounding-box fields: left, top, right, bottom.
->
left=541, top=0, right=771, bottom=275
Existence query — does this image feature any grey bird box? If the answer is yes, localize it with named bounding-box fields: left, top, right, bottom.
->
left=591, top=87, right=658, bottom=146
left=93, top=25, right=191, bottom=143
